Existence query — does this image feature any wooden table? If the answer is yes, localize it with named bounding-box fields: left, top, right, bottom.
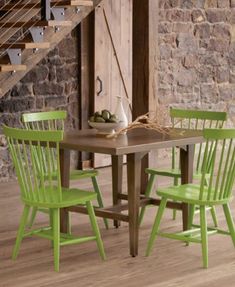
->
left=59, top=128, right=203, bottom=257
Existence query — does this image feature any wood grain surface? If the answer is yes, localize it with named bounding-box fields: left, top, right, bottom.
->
left=1, top=163, right=235, bottom=287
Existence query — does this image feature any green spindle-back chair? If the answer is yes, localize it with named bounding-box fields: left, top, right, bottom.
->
left=146, top=128, right=235, bottom=268
left=22, top=111, right=108, bottom=229
left=3, top=125, right=106, bottom=272
left=139, top=108, right=227, bottom=226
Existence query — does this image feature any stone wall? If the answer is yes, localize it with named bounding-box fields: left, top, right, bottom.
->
left=158, top=0, right=235, bottom=125
left=1, top=1, right=235, bottom=181
left=0, top=29, right=80, bottom=181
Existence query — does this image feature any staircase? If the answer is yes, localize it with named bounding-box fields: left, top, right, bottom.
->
left=0, top=0, right=101, bottom=97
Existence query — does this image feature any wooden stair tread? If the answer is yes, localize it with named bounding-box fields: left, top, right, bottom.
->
left=0, top=20, right=72, bottom=28
left=52, top=0, right=93, bottom=7
left=0, top=65, right=26, bottom=72
left=0, top=0, right=93, bottom=10
left=0, top=42, right=50, bottom=49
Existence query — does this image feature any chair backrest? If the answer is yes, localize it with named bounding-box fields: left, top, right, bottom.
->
left=22, top=110, right=67, bottom=131
left=170, top=108, right=227, bottom=174
left=22, top=110, right=67, bottom=175
left=3, top=125, right=64, bottom=204
left=199, top=128, right=235, bottom=203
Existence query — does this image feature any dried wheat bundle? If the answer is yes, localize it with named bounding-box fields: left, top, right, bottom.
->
left=107, top=112, right=171, bottom=138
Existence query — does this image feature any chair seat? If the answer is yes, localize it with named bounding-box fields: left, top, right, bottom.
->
left=157, top=184, right=230, bottom=205
left=23, top=187, right=97, bottom=208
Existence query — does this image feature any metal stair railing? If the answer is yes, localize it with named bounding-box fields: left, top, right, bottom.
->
left=0, top=0, right=71, bottom=66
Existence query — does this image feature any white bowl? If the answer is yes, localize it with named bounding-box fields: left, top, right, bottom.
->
left=88, top=121, right=121, bottom=135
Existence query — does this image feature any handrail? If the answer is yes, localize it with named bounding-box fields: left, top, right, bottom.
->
left=0, top=0, right=63, bottom=58
left=0, top=0, right=20, bottom=22
left=0, top=0, right=39, bottom=40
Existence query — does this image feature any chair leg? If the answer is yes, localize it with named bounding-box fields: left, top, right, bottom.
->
left=188, top=204, right=195, bottom=230
left=186, top=204, right=196, bottom=246
left=49, top=210, right=54, bottom=248
left=223, top=203, right=235, bottom=247
left=92, top=176, right=109, bottom=230
left=28, top=207, right=38, bottom=228
left=12, top=205, right=30, bottom=260
left=172, top=178, right=179, bottom=220
left=200, top=206, right=208, bottom=268
left=210, top=206, right=218, bottom=227
left=146, top=197, right=167, bottom=256
left=86, top=201, right=106, bottom=260
left=52, top=209, right=60, bottom=272
left=139, top=174, right=155, bottom=226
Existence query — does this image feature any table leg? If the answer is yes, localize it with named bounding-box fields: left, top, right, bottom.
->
left=141, top=154, right=149, bottom=194
left=127, top=153, right=142, bottom=257
left=180, top=144, right=194, bottom=231
left=111, top=155, right=123, bottom=228
left=59, top=148, right=70, bottom=233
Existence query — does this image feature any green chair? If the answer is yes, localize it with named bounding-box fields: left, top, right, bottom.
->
left=139, top=108, right=227, bottom=226
left=146, top=128, right=235, bottom=268
left=21, top=110, right=108, bottom=230
left=4, top=125, right=106, bottom=272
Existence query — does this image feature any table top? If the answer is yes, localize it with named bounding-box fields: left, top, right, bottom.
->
left=60, top=128, right=204, bottom=155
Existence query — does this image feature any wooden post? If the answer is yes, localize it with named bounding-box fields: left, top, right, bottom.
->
left=132, top=0, right=158, bottom=193
left=132, top=0, right=149, bottom=120
left=41, top=0, right=51, bottom=20
left=78, top=12, right=95, bottom=169
left=180, top=144, right=194, bottom=230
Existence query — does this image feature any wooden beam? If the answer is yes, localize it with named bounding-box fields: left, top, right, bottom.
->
left=78, top=11, right=95, bottom=168
left=132, top=0, right=149, bottom=120
left=132, top=0, right=158, bottom=193
left=133, top=0, right=149, bottom=194
left=67, top=205, right=129, bottom=222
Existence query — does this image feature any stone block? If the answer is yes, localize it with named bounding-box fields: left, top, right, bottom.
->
left=0, top=98, right=34, bottom=113
left=56, top=64, right=78, bottom=82
left=158, top=22, right=173, bottom=34
left=200, top=83, right=218, bottom=103
left=211, top=24, right=231, bottom=39
left=34, top=82, right=64, bottom=96
left=183, top=55, right=198, bottom=68
left=192, top=9, right=206, bottom=22
left=166, top=9, right=191, bottom=22
left=229, top=43, right=235, bottom=65
left=11, top=83, right=33, bottom=97
left=0, top=114, right=21, bottom=130
left=44, top=96, right=67, bottom=108
left=173, top=22, right=194, bottom=33
left=194, top=23, right=211, bottom=38
left=159, top=43, right=172, bottom=60
left=204, top=0, right=217, bottom=8
left=159, top=34, right=177, bottom=47
left=217, top=0, right=230, bottom=8
left=175, top=67, right=197, bottom=86
left=198, top=65, right=214, bottom=83
left=21, top=66, right=49, bottom=83
left=218, top=84, right=235, bottom=100
left=206, top=9, right=228, bottom=23
left=231, top=9, right=235, bottom=24
left=159, top=0, right=180, bottom=9
left=176, top=33, right=198, bottom=52
left=215, top=66, right=230, bottom=83
left=208, top=38, right=230, bottom=53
